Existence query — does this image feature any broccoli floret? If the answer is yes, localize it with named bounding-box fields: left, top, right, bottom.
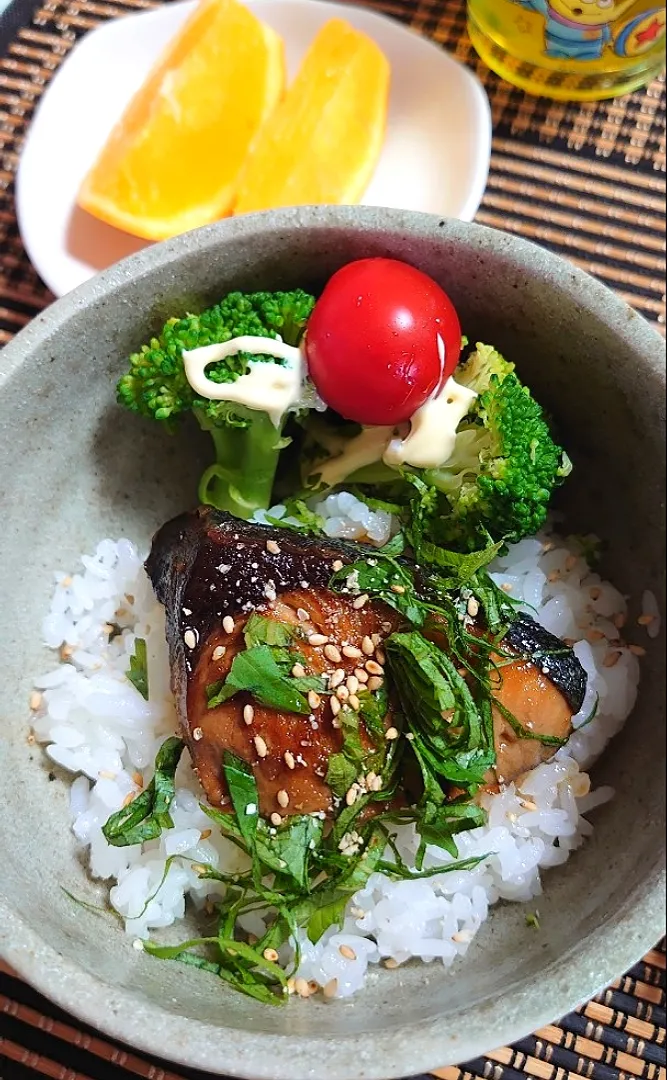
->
left=425, top=343, right=572, bottom=550
left=117, top=290, right=315, bottom=517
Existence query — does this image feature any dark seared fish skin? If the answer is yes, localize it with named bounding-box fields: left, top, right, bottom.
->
left=146, top=507, right=587, bottom=810
left=146, top=508, right=401, bottom=816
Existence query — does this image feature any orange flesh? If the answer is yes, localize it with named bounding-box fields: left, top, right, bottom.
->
left=77, top=0, right=285, bottom=240
left=233, top=17, right=390, bottom=214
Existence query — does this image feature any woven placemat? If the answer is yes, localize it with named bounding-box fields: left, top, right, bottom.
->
left=1, top=946, right=665, bottom=1079
left=0, top=0, right=665, bottom=1077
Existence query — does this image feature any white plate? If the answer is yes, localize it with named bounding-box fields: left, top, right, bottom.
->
left=16, top=0, right=491, bottom=298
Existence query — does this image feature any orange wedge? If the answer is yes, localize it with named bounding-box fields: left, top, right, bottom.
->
left=77, top=0, right=285, bottom=241
left=233, top=18, right=390, bottom=215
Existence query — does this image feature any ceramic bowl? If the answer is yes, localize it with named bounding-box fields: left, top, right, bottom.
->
left=0, top=206, right=664, bottom=1080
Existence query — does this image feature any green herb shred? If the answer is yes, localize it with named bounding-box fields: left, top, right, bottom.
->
left=126, top=637, right=149, bottom=700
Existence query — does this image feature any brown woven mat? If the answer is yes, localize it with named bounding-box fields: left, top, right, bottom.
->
left=0, top=0, right=665, bottom=1077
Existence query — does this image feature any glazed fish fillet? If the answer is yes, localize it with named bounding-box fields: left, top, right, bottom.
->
left=146, top=508, right=587, bottom=815
left=146, top=508, right=402, bottom=817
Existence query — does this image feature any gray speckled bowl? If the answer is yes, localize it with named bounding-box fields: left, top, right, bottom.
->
left=0, top=207, right=664, bottom=1080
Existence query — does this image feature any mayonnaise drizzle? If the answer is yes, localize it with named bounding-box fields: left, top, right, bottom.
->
left=182, top=336, right=312, bottom=429
left=183, top=335, right=477, bottom=477
left=384, top=376, right=478, bottom=470
left=312, top=425, right=395, bottom=490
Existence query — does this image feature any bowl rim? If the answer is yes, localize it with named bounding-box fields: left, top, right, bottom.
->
left=1, top=205, right=665, bottom=1080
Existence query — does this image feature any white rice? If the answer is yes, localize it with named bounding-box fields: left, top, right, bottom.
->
left=31, top=493, right=646, bottom=998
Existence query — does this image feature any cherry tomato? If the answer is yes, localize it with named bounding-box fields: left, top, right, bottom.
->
left=304, top=258, right=462, bottom=426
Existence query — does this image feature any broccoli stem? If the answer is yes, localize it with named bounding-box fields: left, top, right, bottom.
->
left=195, top=409, right=285, bottom=519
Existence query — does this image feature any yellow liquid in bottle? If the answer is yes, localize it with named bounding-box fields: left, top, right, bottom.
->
left=467, top=0, right=666, bottom=100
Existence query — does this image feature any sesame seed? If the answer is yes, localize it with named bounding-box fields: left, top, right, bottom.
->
left=253, top=735, right=268, bottom=757
left=336, top=685, right=350, bottom=701
left=342, top=645, right=363, bottom=660
left=589, top=587, right=602, bottom=600
left=452, top=929, right=474, bottom=944
left=375, top=647, right=386, bottom=666
left=638, top=614, right=655, bottom=626
left=193, top=726, right=204, bottom=741
left=629, top=644, right=646, bottom=657
left=361, top=636, right=375, bottom=656
left=329, top=668, right=345, bottom=689
left=467, top=597, right=480, bottom=618
left=613, top=612, right=627, bottom=629
left=60, top=644, right=73, bottom=660
left=212, top=645, right=226, bottom=661
left=297, top=608, right=310, bottom=622
left=223, top=616, right=235, bottom=634
left=29, top=691, right=42, bottom=711
left=330, top=696, right=341, bottom=717
left=547, top=571, right=561, bottom=583
left=367, top=676, right=384, bottom=692
left=371, top=633, right=382, bottom=646
left=99, top=769, right=117, bottom=780
left=385, top=727, right=399, bottom=740
left=294, top=977, right=311, bottom=998
left=277, top=789, right=290, bottom=808
left=365, top=660, right=384, bottom=676
left=270, top=812, right=283, bottom=826
left=354, top=667, right=369, bottom=683
left=339, top=944, right=357, bottom=960
left=308, top=690, right=321, bottom=710
left=243, top=704, right=255, bottom=726
left=200, top=829, right=212, bottom=840
left=26, top=732, right=35, bottom=745
left=603, top=651, right=621, bottom=668
left=520, top=798, right=538, bottom=811
left=291, top=663, right=306, bottom=678
left=132, top=939, right=145, bottom=952
left=587, top=629, right=606, bottom=642
left=348, top=694, right=361, bottom=711
left=266, top=540, right=281, bottom=555
left=383, top=957, right=399, bottom=969
left=345, top=786, right=358, bottom=806
left=565, top=555, right=578, bottom=572
left=353, top=594, right=369, bottom=610
left=346, top=675, right=359, bottom=695
left=132, top=771, right=144, bottom=788
left=286, top=978, right=296, bottom=995
left=263, top=947, right=279, bottom=961
left=332, top=559, right=344, bottom=572
left=308, top=980, right=319, bottom=994
left=264, top=585, right=277, bottom=602
left=309, top=633, right=329, bottom=647
left=501, top=583, right=513, bottom=593
left=122, top=792, right=135, bottom=807
left=405, top=732, right=414, bottom=741
left=390, top=583, right=405, bottom=595
left=323, top=978, right=338, bottom=999
left=324, top=643, right=342, bottom=663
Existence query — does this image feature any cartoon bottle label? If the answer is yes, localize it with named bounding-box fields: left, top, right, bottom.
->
left=468, top=0, right=666, bottom=99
